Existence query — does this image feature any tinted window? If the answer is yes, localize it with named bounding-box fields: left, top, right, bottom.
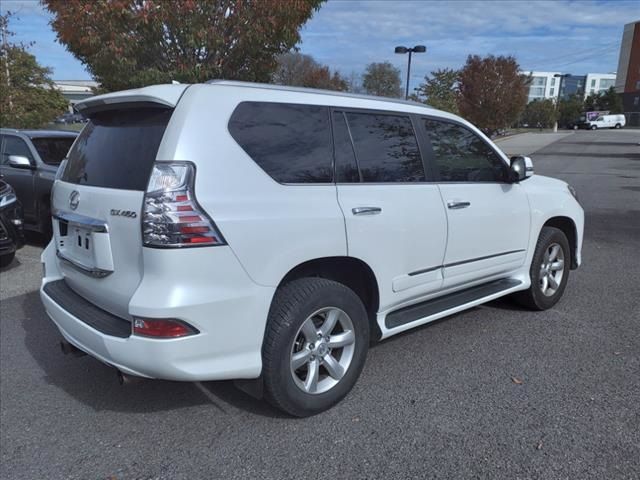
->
left=31, top=137, right=76, bottom=165
left=229, top=102, right=332, bottom=183
left=3, top=136, right=33, bottom=163
left=62, top=108, right=171, bottom=190
left=344, top=112, right=424, bottom=183
left=332, top=111, right=359, bottom=183
left=422, top=119, right=507, bottom=182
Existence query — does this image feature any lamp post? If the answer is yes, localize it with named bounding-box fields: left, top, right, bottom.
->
left=553, top=73, right=570, bottom=132
left=395, top=45, right=426, bottom=100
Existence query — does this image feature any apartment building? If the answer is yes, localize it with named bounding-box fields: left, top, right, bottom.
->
left=522, top=71, right=617, bottom=103
left=615, top=20, right=640, bottom=126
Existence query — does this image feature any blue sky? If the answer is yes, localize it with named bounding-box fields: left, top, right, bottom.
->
left=1, top=0, right=637, bottom=90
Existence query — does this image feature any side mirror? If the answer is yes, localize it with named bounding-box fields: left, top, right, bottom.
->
left=510, top=156, right=533, bottom=182
left=8, top=155, right=33, bottom=169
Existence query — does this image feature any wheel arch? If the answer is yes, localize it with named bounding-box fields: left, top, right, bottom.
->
left=543, top=216, right=578, bottom=269
left=277, top=256, right=381, bottom=341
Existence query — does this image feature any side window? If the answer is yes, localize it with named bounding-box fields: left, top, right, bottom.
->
left=422, top=118, right=507, bottom=182
left=344, top=112, right=425, bottom=183
left=228, top=102, right=333, bottom=183
left=3, top=136, right=33, bottom=164
left=332, top=111, right=359, bottom=183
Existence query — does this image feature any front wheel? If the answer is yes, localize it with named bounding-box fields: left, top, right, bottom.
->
left=513, top=226, right=571, bottom=310
left=261, top=278, right=369, bottom=417
left=615, top=123, right=622, bottom=129
left=590, top=125, right=597, bottom=130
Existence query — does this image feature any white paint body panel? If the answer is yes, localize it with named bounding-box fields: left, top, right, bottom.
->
left=40, top=81, right=584, bottom=382
left=337, top=184, right=447, bottom=311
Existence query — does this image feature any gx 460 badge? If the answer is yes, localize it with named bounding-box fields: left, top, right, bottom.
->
left=110, top=209, right=137, bottom=218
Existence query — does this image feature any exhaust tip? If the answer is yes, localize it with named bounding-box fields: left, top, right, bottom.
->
left=116, top=370, right=141, bottom=386
left=60, top=339, right=86, bottom=357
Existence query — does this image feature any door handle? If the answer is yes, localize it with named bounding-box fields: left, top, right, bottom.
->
left=447, top=201, right=471, bottom=210
left=352, top=206, right=382, bottom=216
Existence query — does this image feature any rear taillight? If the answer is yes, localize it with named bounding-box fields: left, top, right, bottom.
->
left=133, top=317, right=199, bottom=338
left=142, top=162, right=226, bottom=247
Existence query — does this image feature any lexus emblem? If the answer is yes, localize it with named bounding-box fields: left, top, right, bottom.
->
left=69, top=190, right=80, bottom=211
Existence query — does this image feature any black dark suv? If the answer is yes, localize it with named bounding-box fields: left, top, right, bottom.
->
left=0, top=129, right=77, bottom=238
left=0, top=180, right=24, bottom=267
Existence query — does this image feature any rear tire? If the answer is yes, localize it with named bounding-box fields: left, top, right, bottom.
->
left=513, top=226, right=571, bottom=311
left=0, top=252, right=15, bottom=268
left=262, top=278, right=369, bottom=417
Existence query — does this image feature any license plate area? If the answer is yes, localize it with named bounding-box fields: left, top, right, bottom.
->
left=59, top=221, right=94, bottom=265
left=54, top=210, right=114, bottom=277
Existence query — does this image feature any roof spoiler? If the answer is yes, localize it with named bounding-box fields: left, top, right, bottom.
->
left=75, top=84, right=189, bottom=116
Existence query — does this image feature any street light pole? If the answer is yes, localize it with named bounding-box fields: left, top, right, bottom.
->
left=395, top=45, right=426, bottom=100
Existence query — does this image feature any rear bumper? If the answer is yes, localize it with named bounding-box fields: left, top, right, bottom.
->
left=40, top=241, right=275, bottom=381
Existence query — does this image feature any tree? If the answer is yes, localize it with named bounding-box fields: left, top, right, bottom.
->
left=520, top=99, right=557, bottom=129
left=0, top=12, right=68, bottom=128
left=558, top=94, right=584, bottom=127
left=362, top=61, right=402, bottom=98
left=44, top=0, right=325, bottom=92
left=273, top=52, right=347, bottom=91
left=457, top=55, right=528, bottom=134
left=584, top=86, right=623, bottom=113
left=414, top=68, right=459, bottom=114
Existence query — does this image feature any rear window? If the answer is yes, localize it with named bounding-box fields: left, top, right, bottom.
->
left=228, top=102, right=333, bottom=183
left=61, top=108, right=172, bottom=190
left=31, top=137, right=76, bottom=166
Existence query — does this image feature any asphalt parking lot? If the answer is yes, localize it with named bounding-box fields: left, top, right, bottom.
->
left=1, top=129, right=639, bottom=480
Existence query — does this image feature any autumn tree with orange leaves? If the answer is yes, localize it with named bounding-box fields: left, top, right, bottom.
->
left=44, top=0, right=325, bottom=91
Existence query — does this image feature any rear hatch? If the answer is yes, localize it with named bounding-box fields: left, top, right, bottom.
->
left=52, top=97, right=180, bottom=320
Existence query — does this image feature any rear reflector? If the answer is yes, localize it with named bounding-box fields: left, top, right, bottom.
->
left=132, top=317, right=199, bottom=338
left=142, top=162, right=226, bottom=248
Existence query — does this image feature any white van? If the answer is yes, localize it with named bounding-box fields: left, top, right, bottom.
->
left=40, top=81, right=584, bottom=416
left=586, top=114, right=626, bottom=130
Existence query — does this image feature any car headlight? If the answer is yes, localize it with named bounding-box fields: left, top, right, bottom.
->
left=0, top=191, right=17, bottom=208
left=567, top=184, right=579, bottom=202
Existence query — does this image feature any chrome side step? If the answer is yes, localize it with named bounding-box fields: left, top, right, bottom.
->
left=385, top=278, right=522, bottom=329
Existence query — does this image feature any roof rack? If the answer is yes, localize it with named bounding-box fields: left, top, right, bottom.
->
left=204, top=79, right=433, bottom=110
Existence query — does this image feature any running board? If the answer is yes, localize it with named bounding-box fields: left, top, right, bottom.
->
left=385, top=278, right=522, bottom=329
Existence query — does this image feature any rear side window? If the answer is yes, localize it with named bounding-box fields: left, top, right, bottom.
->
left=31, top=137, right=76, bottom=165
left=228, top=102, right=333, bottom=183
left=422, top=118, right=508, bottom=182
left=344, top=112, right=425, bottom=183
left=62, top=108, right=171, bottom=190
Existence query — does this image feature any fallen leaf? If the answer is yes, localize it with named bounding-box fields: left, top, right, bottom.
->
left=511, top=377, right=523, bottom=385
left=536, top=441, right=543, bottom=450
left=614, top=351, right=621, bottom=355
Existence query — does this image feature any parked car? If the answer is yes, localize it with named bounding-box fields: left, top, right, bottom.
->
left=0, top=180, right=24, bottom=268
left=580, top=114, right=626, bottom=130
left=40, top=82, right=584, bottom=416
left=0, top=129, right=78, bottom=238
left=54, top=112, right=87, bottom=124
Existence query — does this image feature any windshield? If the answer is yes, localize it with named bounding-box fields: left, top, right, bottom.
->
left=30, top=137, right=76, bottom=166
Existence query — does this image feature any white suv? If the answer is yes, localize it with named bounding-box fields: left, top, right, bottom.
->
left=40, top=81, right=584, bottom=416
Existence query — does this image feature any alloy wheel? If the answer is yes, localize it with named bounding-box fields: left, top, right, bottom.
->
left=539, top=242, right=565, bottom=297
left=290, top=307, right=356, bottom=394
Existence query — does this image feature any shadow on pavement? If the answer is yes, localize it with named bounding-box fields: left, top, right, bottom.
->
left=15, top=291, right=284, bottom=418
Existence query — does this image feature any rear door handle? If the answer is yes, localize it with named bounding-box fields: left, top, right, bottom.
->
left=352, top=206, right=382, bottom=216
left=447, top=201, right=471, bottom=210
